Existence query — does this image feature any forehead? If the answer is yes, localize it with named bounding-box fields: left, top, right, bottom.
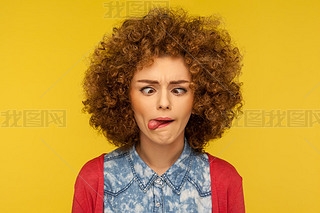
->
left=132, top=56, right=191, bottom=81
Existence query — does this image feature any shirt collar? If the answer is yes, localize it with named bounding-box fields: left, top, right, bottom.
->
left=127, top=136, right=193, bottom=194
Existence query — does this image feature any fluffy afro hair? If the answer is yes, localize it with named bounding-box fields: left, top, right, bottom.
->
left=82, top=7, right=244, bottom=153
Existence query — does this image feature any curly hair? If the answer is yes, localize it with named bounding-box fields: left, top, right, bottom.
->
left=81, top=6, right=244, bottom=153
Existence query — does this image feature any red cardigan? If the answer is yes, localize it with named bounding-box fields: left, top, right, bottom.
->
left=72, top=153, right=245, bottom=213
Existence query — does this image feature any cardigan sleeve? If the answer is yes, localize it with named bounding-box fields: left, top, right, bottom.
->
left=72, top=154, right=105, bottom=213
left=227, top=173, right=245, bottom=213
left=208, top=153, right=245, bottom=213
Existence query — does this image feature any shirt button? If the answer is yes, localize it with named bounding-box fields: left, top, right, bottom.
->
left=155, top=202, right=161, bottom=207
left=155, top=177, right=163, bottom=185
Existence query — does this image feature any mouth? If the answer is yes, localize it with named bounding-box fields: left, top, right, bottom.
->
left=148, top=118, right=174, bottom=130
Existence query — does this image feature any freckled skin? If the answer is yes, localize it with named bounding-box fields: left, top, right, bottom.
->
left=129, top=56, right=195, bottom=173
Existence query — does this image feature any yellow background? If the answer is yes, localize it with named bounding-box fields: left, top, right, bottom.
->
left=1, top=0, right=320, bottom=212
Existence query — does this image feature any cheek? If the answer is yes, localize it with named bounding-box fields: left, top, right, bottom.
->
left=179, top=95, right=194, bottom=111
left=130, top=92, right=150, bottom=117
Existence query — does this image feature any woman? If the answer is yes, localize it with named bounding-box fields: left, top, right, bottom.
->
left=72, top=6, right=245, bottom=213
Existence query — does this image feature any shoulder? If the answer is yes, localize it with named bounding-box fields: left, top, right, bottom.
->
left=73, top=153, right=106, bottom=208
left=207, top=153, right=246, bottom=212
left=72, top=154, right=107, bottom=212
left=75, top=153, right=106, bottom=189
left=206, top=153, right=243, bottom=189
left=78, top=153, right=105, bottom=179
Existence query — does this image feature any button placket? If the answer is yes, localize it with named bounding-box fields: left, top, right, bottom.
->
left=153, top=176, right=164, bottom=212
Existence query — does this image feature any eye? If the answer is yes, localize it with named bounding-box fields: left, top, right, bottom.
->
left=140, top=87, right=155, bottom=95
left=172, top=88, right=187, bottom=95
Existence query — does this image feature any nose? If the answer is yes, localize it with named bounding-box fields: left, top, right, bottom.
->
left=158, top=88, right=171, bottom=110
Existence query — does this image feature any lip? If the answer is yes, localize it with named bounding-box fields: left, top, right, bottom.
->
left=157, top=121, right=173, bottom=129
left=148, top=117, right=175, bottom=130
left=153, top=117, right=174, bottom=121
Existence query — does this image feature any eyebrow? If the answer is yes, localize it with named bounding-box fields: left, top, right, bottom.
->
left=136, top=80, right=190, bottom=85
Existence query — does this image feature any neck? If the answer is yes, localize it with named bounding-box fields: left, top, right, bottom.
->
left=135, top=132, right=185, bottom=176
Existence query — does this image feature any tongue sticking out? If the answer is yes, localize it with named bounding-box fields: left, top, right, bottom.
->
left=148, top=120, right=171, bottom=130
left=148, top=120, right=162, bottom=130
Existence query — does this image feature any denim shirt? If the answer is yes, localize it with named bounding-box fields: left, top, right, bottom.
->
left=103, top=137, right=212, bottom=212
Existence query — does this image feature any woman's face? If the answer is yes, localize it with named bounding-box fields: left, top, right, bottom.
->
left=129, top=56, right=194, bottom=146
